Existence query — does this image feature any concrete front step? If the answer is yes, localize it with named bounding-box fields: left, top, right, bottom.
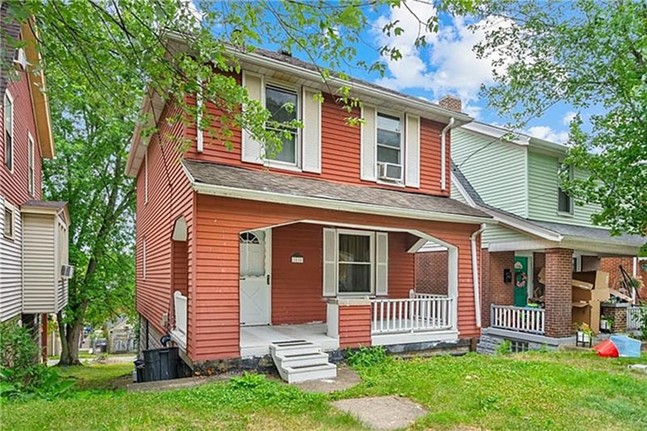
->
left=275, top=351, right=330, bottom=368
left=270, top=340, right=337, bottom=383
left=269, top=340, right=321, bottom=357
left=283, top=363, right=337, bottom=384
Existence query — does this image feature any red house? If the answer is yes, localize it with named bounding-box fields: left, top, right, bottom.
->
left=126, top=47, right=491, bottom=380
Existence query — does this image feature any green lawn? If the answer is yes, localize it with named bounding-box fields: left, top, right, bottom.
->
left=3, top=351, right=646, bottom=431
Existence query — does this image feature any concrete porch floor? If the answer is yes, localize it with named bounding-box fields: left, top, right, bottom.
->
left=240, top=323, right=339, bottom=357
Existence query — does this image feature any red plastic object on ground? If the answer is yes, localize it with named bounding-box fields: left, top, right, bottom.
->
left=594, top=339, right=619, bottom=358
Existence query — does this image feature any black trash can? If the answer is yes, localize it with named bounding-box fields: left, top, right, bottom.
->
left=142, top=347, right=179, bottom=382
left=134, top=359, right=145, bottom=383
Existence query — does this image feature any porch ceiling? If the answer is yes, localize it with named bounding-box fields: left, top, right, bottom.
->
left=183, top=159, right=491, bottom=223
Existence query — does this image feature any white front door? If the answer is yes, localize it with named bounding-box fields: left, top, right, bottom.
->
left=239, top=230, right=271, bottom=325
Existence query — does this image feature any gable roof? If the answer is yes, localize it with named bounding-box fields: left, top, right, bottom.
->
left=183, top=159, right=492, bottom=224
left=461, top=121, right=566, bottom=155
left=451, top=162, right=645, bottom=251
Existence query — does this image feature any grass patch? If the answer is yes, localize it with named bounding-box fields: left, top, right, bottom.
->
left=338, top=350, right=647, bottom=431
left=56, top=363, right=134, bottom=391
left=3, top=351, right=646, bottom=430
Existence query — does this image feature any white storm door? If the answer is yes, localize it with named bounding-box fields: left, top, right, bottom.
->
left=239, top=230, right=271, bottom=326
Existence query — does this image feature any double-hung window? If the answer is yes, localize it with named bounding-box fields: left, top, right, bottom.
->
left=338, top=231, right=374, bottom=295
left=558, top=164, right=574, bottom=214
left=265, top=85, right=298, bottom=165
left=4, top=92, right=13, bottom=172
left=3, top=205, right=14, bottom=240
left=376, top=113, right=403, bottom=182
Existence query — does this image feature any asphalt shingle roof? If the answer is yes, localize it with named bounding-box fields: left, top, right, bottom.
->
left=184, top=159, right=490, bottom=219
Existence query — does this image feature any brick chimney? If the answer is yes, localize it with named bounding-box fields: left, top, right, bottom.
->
left=439, top=95, right=462, bottom=112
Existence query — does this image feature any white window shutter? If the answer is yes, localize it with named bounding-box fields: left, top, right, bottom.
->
left=405, top=114, right=420, bottom=188
left=323, top=228, right=337, bottom=297
left=375, top=232, right=388, bottom=296
left=241, top=71, right=264, bottom=164
left=360, top=105, right=377, bottom=181
left=302, top=88, right=322, bottom=173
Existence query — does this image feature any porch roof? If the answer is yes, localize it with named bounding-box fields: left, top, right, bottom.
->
left=182, top=159, right=491, bottom=223
left=451, top=162, right=645, bottom=251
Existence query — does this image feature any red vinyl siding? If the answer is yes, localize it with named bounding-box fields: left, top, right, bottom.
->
left=271, top=223, right=326, bottom=325
left=193, top=195, right=480, bottom=361
left=135, top=103, right=195, bottom=347
left=338, top=304, right=372, bottom=348
left=183, top=75, right=451, bottom=197
left=387, top=232, right=417, bottom=299
left=0, top=71, right=43, bottom=206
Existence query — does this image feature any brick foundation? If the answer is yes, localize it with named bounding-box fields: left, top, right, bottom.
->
left=600, top=304, right=628, bottom=333
left=415, top=251, right=449, bottom=295
left=544, top=248, right=573, bottom=338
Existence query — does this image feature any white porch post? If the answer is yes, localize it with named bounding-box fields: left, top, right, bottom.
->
left=326, top=301, right=339, bottom=338
left=448, top=246, right=459, bottom=331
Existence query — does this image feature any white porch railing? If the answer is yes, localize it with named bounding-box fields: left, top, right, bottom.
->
left=491, top=304, right=545, bottom=335
left=173, top=291, right=188, bottom=346
left=371, top=294, right=454, bottom=334
left=627, top=306, right=644, bottom=331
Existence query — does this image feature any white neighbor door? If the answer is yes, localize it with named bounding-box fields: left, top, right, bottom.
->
left=239, top=230, right=271, bottom=326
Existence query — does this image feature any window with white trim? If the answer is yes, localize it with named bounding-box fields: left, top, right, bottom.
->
left=28, top=134, right=35, bottom=196
left=338, top=231, right=374, bottom=294
left=376, top=112, right=403, bottom=182
left=558, top=164, right=573, bottom=214
left=3, top=206, right=15, bottom=240
left=323, top=228, right=388, bottom=297
left=4, top=91, right=14, bottom=172
left=265, top=84, right=299, bottom=165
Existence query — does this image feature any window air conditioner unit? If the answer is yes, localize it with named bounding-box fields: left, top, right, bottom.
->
left=13, top=48, right=28, bottom=70
left=377, top=162, right=401, bottom=181
left=61, top=265, right=75, bottom=279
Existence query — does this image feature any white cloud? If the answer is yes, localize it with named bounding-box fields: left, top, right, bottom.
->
left=562, top=111, right=577, bottom=126
left=525, top=126, right=569, bottom=144
left=372, top=3, right=513, bottom=112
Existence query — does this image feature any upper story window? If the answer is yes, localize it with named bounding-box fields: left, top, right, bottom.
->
left=28, top=134, right=35, bottom=197
left=376, top=113, right=403, bottom=182
left=265, top=85, right=298, bottom=165
left=3, top=205, right=15, bottom=240
left=4, top=91, right=14, bottom=172
left=558, top=164, right=574, bottom=214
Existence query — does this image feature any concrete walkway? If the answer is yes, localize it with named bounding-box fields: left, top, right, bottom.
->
left=332, top=396, right=428, bottom=430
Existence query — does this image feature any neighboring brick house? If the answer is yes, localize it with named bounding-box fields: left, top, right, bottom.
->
left=1, top=14, right=70, bottom=358
left=427, top=110, right=644, bottom=347
left=126, top=43, right=494, bottom=375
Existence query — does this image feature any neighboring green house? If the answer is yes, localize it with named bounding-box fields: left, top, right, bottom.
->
left=446, top=121, right=644, bottom=348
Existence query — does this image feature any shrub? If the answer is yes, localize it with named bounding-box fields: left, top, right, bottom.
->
left=346, top=346, right=388, bottom=368
left=0, top=322, right=74, bottom=400
left=496, top=340, right=512, bottom=355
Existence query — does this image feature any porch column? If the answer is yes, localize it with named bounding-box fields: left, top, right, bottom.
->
left=544, top=248, right=573, bottom=338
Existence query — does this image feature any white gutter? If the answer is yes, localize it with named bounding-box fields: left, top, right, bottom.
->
left=440, top=118, right=455, bottom=192
left=470, top=223, right=486, bottom=328
left=191, top=181, right=494, bottom=225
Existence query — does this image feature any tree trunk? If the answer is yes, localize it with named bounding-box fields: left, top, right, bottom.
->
left=57, top=313, right=83, bottom=366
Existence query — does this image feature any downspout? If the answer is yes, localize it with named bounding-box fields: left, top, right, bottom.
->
left=440, top=117, right=455, bottom=192
left=196, top=78, right=204, bottom=153
left=470, top=224, right=486, bottom=328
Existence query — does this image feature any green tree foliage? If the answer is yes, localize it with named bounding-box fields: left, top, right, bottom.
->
left=473, top=0, right=647, bottom=238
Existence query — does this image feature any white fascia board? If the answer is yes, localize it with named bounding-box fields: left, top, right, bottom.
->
left=191, top=182, right=493, bottom=225
left=483, top=209, right=563, bottom=242
left=450, top=173, right=477, bottom=208
left=461, top=122, right=530, bottom=146
left=561, top=238, right=643, bottom=257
